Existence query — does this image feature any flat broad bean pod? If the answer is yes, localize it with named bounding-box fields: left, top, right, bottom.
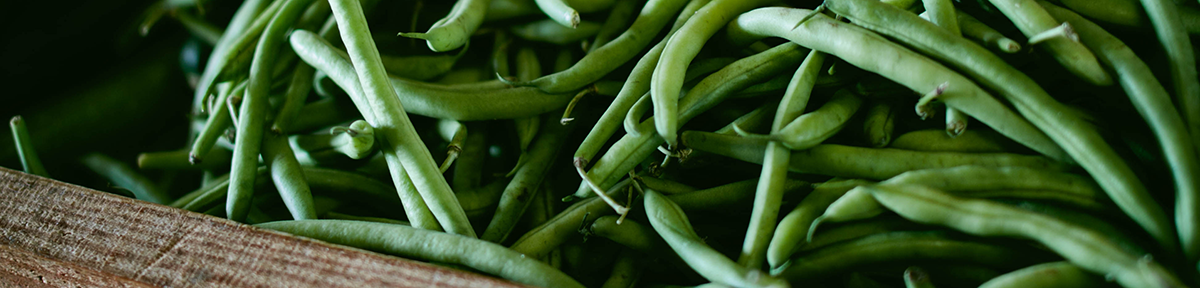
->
left=257, top=220, right=584, bottom=288
left=819, top=0, right=1178, bottom=250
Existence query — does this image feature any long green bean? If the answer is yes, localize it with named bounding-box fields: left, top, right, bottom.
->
left=9, top=116, right=48, bottom=177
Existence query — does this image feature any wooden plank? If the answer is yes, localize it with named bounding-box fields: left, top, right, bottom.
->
left=0, top=166, right=530, bottom=288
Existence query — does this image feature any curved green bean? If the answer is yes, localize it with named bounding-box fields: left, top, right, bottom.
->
left=977, top=261, right=1109, bottom=288
left=510, top=19, right=602, bottom=45
left=810, top=1, right=1179, bottom=250
left=956, top=11, right=1021, bottom=53
left=82, top=153, right=169, bottom=204
left=190, top=81, right=245, bottom=164
left=890, top=129, right=1008, bottom=153
left=1043, top=2, right=1200, bottom=261
left=535, top=0, right=581, bottom=28
left=261, top=131, right=317, bottom=220
left=258, top=220, right=584, bottom=288
left=865, top=184, right=1188, bottom=288
left=767, top=179, right=869, bottom=269
left=481, top=112, right=575, bottom=243
left=861, top=102, right=894, bottom=148
left=644, top=190, right=789, bottom=288
left=397, top=0, right=489, bottom=52
left=9, top=116, right=47, bottom=177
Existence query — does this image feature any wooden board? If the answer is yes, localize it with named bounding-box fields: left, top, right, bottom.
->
left=0, top=166, right=531, bottom=287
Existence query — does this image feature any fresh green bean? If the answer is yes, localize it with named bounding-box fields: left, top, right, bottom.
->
left=190, top=81, right=246, bottom=164
left=666, top=178, right=810, bottom=212
left=191, top=0, right=271, bottom=114
left=808, top=187, right=885, bottom=241
left=977, top=261, right=1110, bottom=288
left=1041, top=3, right=1200, bottom=261
left=329, top=120, right=375, bottom=159
left=452, top=123, right=486, bottom=192
left=774, top=231, right=1048, bottom=282
left=398, top=0, right=489, bottom=52
left=589, top=215, right=663, bottom=253
left=726, top=7, right=1070, bottom=163
left=437, top=119, right=467, bottom=173
left=1134, top=0, right=1200, bottom=166
left=992, top=0, right=1114, bottom=85
left=174, top=10, right=224, bottom=46
left=227, top=0, right=316, bottom=222
left=380, top=48, right=465, bottom=81
left=510, top=181, right=628, bottom=259
left=786, top=2, right=1179, bottom=250
left=196, top=0, right=283, bottom=112
left=861, top=102, right=894, bottom=148
left=511, top=45, right=541, bottom=164
left=510, top=19, right=602, bottom=45
left=767, top=179, right=869, bottom=268
left=291, top=30, right=575, bottom=121
left=535, top=0, right=582, bottom=28
left=890, top=129, right=1008, bottom=153
left=81, top=153, right=169, bottom=204
left=9, top=116, right=48, bottom=177
left=261, top=131, right=317, bottom=220
left=139, top=148, right=232, bottom=171
left=481, top=112, right=574, bottom=243
left=749, top=89, right=863, bottom=150
left=803, top=217, right=933, bottom=253
left=636, top=176, right=697, bottom=194
left=921, top=0, right=969, bottom=137
left=904, top=267, right=935, bottom=288
left=683, top=133, right=1068, bottom=179
left=644, top=190, right=789, bottom=288
left=574, top=42, right=807, bottom=201
left=572, top=0, right=709, bottom=165
left=322, top=212, right=409, bottom=226
left=738, top=49, right=825, bottom=268
left=650, top=0, right=775, bottom=149
left=258, top=220, right=584, bottom=288
left=508, top=0, right=689, bottom=94
left=956, top=11, right=1021, bottom=53
left=456, top=180, right=507, bottom=218
left=864, top=184, right=1188, bottom=288
left=600, top=249, right=645, bottom=288
left=338, top=0, right=497, bottom=237
left=270, top=64, right=316, bottom=134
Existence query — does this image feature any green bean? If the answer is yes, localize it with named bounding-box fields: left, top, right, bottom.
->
left=921, top=0, right=969, bottom=137
left=977, top=261, right=1110, bottom=288
left=644, top=190, right=789, bottom=288
left=781, top=3, right=1179, bottom=250
left=261, top=131, right=317, bottom=220
left=684, top=133, right=1068, bottom=179
left=437, top=119, right=467, bottom=173
left=590, top=0, right=638, bottom=53
left=863, top=184, right=1188, bottom=288
left=452, top=122, right=487, bottom=192
left=904, top=267, right=935, bottom=288
left=174, top=10, right=223, bottom=46
left=329, top=120, right=375, bottom=159
left=397, top=0, right=489, bottom=52
left=481, top=112, right=575, bottom=243
left=191, top=0, right=271, bottom=114
left=190, top=81, right=246, bottom=163
left=270, top=64, right=315, bottom=134
left=861, top=102, right=894, bottom=148
left=767, top=179, right=869, bottom=268
left=882, top=0, right=918, bottom=9
left=589, top=215, right=663, bottom=253
left=650, top=0, right=775, bottom=149
left=750, top=89, right=863, bottom=150
left=1135, top=0, right=1200, bottom=165
left=574, top=42, right=807, bottom=201
left=511, top=19, right=602, bottom=45
left=228, top=0, right=316, bottom=222
left=258, top=220, right=584, bottom=288
left=738, top=49, right=826, bottom=268
left=890, top=129, right=1008, bottom=153
left=726, top=7, right=1070, bottom=164
left=510, top=181, right=629, bottom=259
left=1041, top=3, right=1200, bottom=261
left=512, top=45, right=542, bottom=160
left=196, top=0, right=283, bottom=112
left=322, top=212, right=409, bottom=226
left=175, top=167, right=405, bottom=218
left=535, top=0, right=582, bottom=28
left=956, top=11, right=1021, bottom=53
left=572, top=0, right=709, bottom=164
left=139, top=148, right=231, bottom=171
left=379, top=49, right=465, bottom=81
left=291, top=30, right=575, bottom=121
left=508, top=0, right=689, bottom=94
left=636, top=176, right=697, bottom=194
left=81, top=153, right=169, bottom=204
left=666, top=178, right=809, bottom=212
left=994, top=0, right=1114, bottom=85
left=600, top=249, right=645, bottom=288
left=803, top=217, right=933, bottom=253
left=9, top=116, right=48, bottom=177
left=1050, top=0, right=1200, bottom=33
left=456, top=180, right=507, bottom=218
left=337, top=0, right=491, bottom=237
left=886, top=166, right=1102, bottom=201
left=774, top=231, right=1048, bottom=282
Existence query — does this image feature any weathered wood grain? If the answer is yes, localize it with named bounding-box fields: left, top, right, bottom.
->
left=0, top=166, right=530, bottom=287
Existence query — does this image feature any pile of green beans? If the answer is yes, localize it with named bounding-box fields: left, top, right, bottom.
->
left=12, top=0, right=1200, bottom=287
